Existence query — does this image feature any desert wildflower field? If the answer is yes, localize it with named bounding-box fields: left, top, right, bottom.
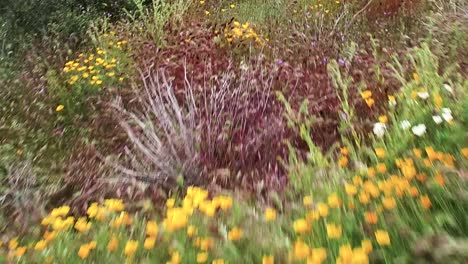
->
left=0, top=0, right=467, bottom=263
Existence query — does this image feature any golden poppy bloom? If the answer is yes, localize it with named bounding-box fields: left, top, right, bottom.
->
left=34, top=240, right=47, bottom=251
left=360, top=90, right=372, bottom=99
left=365, top=98, right=375, bottom=107
left=15, top=247, right=27, bottom=257
left=434, top=93, right=442, bottom=108
left=420, top=195, right=432, bottom=209
left=146, top=221, right=158, bottom=237
left=409, top=186, right=419, bottom=197
left=262, top=255, right=274, bottom=264
left=359, top=192, right=370, bottom=204
left=378, top=115, right=388, bottom=123
left=317, top=203, right=329, bottom=217
left=375, top=148, right=385, bottom=158
left=265, top=208, right=277, bottom=221
left=187, top=225, right=197, bottom=238
left=361, top=239, right=373, bottom=254
left=338, top=156, right=349, bottom=167
left=197, top=252, right=208, bottom=263
left=56, top=105, right=64, bottom=112
left=375, top=230, right=390, bottom=246
left=326, top=223, right=342, bottom=239
left=365, top=211, right=378, bottom=224
left=382, top=196, right=397, bottom=210
left=293, top=240, right=310, bottom=260
left=166, top=198, right=175, bottom=208
left=124, top=240, right=138, bottom=256
left=78, top=245, right=91, bottom=259
left=328, top=193, right=341, bottom=208
left=293, top=219, right=310, bottom=234
left=309, top=247, right=327, bottom=263
left=107, top=236, right=118, bottom=252
left=340, top=147, right=349, bottom=155
left=376, top=163, right=387, bottom=174
left=228, top=227, right=243, bottom=241
left=435, top=173, right=445, bottom=186
left=462, top=148, right=468, bottom=158
left=144, top=236, right=156, bottom=249
left=345, top=184, right=357, bottom=196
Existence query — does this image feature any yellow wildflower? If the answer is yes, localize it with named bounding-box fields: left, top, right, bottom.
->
left=293, top=219, right=310, bottom=234
left=265, top=207, right=277, bottom=221
left=378, top=115, right=388, bottom=123
left=78, top=244, right=90, bottom=259
left=328, top=193, right=341, bottom=208
left=420, top=195, right=432, bottom=209
left=309, top=247, right=327, bottom=263
left=107, top=236, right=118, bottom=252
left=166, top=198, right=175, bottom=208
left=228, top=227, right=243, bottom=241
left=352, top=247, right=369, bottom=264
left=360, top=90, right=372, bottom=99
left=364, top=211, right=378, bottom=224
left=326, top=223, right=342, bottom=239
left=56, top=105, right=64, bottom=112
left=197, top=252, right=208, bottom=263
left=375, top=148, right=385, bottom=158
left=187, top=225, right=197, bottom=238
left=315, top=203, right=328, bottom=217
left=375, top=230, right=390, bottom=246
left=262, top=255, right=274, bottom=264
left=144, top=236, right=156, bottom=249
left=361, top=239, right=373, bottom=254
left=382, top=196, right=396, bottom=209
left=345, top=184, right=357, bottom=196
left=8, top=238, right=18, bottom=250
left=293, top=240, right=310, bottom=260
left=74, top=217, right=91, bottom=232
left=124, top=240, right=138, bottom=256
left=462, top=148, right=468, bottom=158
left=376, top=163, right=387, bottom=174
left=15, top=247, right=27, bottom=257
left=43, top=231, right=55, bottom=242
left=338, top=156, right=348, bottom=167
left=34, top=240, right=47, bottom=251
left=146, top=221, right=159, bottom=237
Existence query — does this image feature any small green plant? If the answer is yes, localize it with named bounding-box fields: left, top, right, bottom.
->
left=124, top=0, right=191, bottom=45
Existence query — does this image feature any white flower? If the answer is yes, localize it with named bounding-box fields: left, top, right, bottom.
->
left=389, top=100, right=396, bottom=107
left=433, top=115, right=443, bottom=124
left=442, top=112, right=453, bottom=122
left=442, top=108, right=451, bottom=114
left=443, top=84, right=453, bottom=93
left=373, top=122, right=386, bottom=138
left=400, top=120, right=411, bottom=130
left=412, top=124, right=427, bottom=136
left=417, top=92, right=429, bottom=99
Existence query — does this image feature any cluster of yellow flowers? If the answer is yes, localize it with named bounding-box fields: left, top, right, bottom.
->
left=224, top=21, right=266, bottom=46
left=308, top=0, right=342, bottom=14
left=360, top=90, right=374, bottom=107
left=338, top=146, right=349, bottom=167
left=2, top=146, right=467, bottom=263
left=62, top=33, right=127, bottom=88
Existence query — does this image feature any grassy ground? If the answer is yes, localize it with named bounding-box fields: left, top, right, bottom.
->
left=0, top=0, right=467, bottom=263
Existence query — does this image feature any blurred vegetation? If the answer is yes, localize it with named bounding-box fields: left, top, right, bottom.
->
left=0, top=0, right=467, bottom=262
